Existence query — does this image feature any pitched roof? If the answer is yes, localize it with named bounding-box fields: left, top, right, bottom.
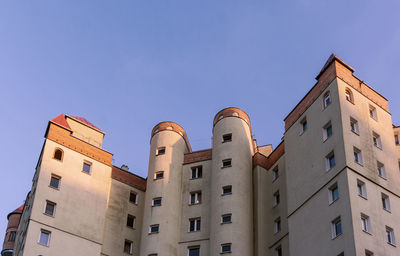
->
left=51, top=114, right=71, bottom=130
left=69, top=116, right=104, bottom=133
left=7, top=204, right=24, bottom=220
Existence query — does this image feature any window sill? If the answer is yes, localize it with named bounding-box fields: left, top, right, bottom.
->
left=43, top=213, right=55, bottom=218
left=221, top=193, right=232, bottom=196
left=152, top=205, right=162, bottom=207
left=358, top=195, right=368, bottom=200
left=323, top=136, right=331, bottom=143
left=148, top=232, right=159, bottom=235
left=220, top=252, right=232, bottom=254
left=383, top=208, right=391, bottom=213
left=221, top=166, right=232, bottom=169
left=221, top=221, right=232, bottom=225
left=222, top=140, right=232, bottom=143
left=81, top=171, right=91, bottom=176
left=351, top=130, right=360, bottom=136
left=378, top=175, right=387, bottom=180
left=328, top=198, right=339, bottom=206
left=331, top=233, right=342, bottom=240
left=387, top=242, right=396, bottom=247
left=38, top=242, right=49, bottom=247
left=48, top=186, right=60, bottom=190
left=374, top=146, right=383, bottom=150
left=188, top=230, right=200, bottom=233
left=126, top=226, right=136, bottom=230
left=362, top=230, right=372, bottom=236
left=129, top=202, right=138, bottom=205
left=189, top=203, right=201, bottom=206
left=189, top=177, right=202, bottom=180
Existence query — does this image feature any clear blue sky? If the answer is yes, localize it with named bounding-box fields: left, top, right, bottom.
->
left=1, top=1, right=399, bottom=234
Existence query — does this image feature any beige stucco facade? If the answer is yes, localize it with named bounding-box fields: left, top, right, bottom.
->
left=4, top=54, right=400, bottom=256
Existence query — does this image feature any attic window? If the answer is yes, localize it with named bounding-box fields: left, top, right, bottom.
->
left=53, top=148, right=63, bottom=161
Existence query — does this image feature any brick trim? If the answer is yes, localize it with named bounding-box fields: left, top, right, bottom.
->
left=111, top=166, right=146, bottom=191
left=184, top=149, right=212, bottom=164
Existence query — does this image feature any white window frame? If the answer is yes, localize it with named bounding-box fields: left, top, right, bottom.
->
left=222, top=133, right=232, bottom=143
left=190, top=191, right=202, bottom=205
left=154, top=171, right=164, bottom=180
left=188, top=246, right=200, bottom=256
left=221, top=243, right=232, bottom=254
left=272, top=166, right=279, bottom=181
left=274, top=217, right=281, bottom=234
left=300, top=117, right=307, bottom=135
left=152, top=197, right=162, bottom=207
left=331, top=217, right=342, bottom=238
left=274, top=246, right=282, bottom=256
left=386, top=226, right=396, bottom=245
left=273, top=191, right=280, bottom=207
left=191, top=166, right=202, bottom=179
left=149, top=224, right=160, bottom=234
left=127, top=214, right=136, bottom=229
left=221, top=214, right=232, bottom=224
left=129, top=191, right=138, bottom=204
left=323, top=121, right=332, bottom=141
left=323, top=91, right=331, bottom=108
left=124, top=240, right=133, bottom=255
left=222, top=159, right=232, bottom=168
left=369, top=105, right=378, bottom=120
left=361, top=213, right=371, bottom=233
left=156, top=147, right=166, bottom=156
left=325, top=151, right=335, bottom=171
left=44, top=200, right=56, bottom=217
left=38, top=229, right=51, bottom=246
left=357, top=180, right=367, bottom=199
left=350, top=117, right=359, bottom=134
left=82, top=161, right=92, bottom=174
left=222, top=185, right=232, bottom=195
left=328, top=183, right=339, bottom=204
left=354, top=147, right=363, bottom=165
left=377, top=161, right=386, bottom=179
left=382, top=193, right=391, bottom=212
left=189, top=218, right=201, bottom=232
left=49, top=174, right=61, bottom=189
left=372, top=132, right=382, bottom=149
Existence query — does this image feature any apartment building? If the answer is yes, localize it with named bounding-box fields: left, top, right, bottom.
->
left=2, top=54, right=400, bottom=256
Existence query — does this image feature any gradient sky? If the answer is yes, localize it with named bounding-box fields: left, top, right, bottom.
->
left=1, top=1, right=400, bottom=235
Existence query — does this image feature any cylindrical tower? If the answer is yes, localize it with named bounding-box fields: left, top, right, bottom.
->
left=1, top=204, right=23, bottom=256
left=210, top=107, right=254, bottom=256
left=140, top=121, right=191, bottom=256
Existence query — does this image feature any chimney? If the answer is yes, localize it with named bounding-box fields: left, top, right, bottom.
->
left=121, top=165, right=129, bottom=171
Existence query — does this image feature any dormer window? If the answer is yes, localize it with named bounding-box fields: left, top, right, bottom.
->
left=53, top=148, right=63, bottom=161
left=323, top=91, right=331, bottom=108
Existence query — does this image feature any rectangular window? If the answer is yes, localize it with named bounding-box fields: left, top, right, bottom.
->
left=300, top=117, right=307, bottom=135
left=191, top=166, right=202, bottom=179
left=82, top=161, right=92, bottom=174
left=369, top=105, right=378, bottom=120
left=221, top=243, right=232, bottom=253
left=323, top=92, right=331, bottom=108
left=272, top=166, right=279, bottom=181
left=8, top=231, right=16, bottom=242
left=189, top=218, right=201, bottom=232
left=152, top=197, right=162, bottom=207
left=39, top=230, right=51, bottom=246
left=222, top=159, right=232, bottom=168
left=372, top=132, right=382, bottom=149
left=328, top=183, right=339, bottom=204
left=274, top=217, right=281, bottom=234
left=44, top=201, right=56, bottom=217
left=331, top=217, right=342, bottom=238
left=222, top=185, right=232, bottom=195
left=365, top=249, right=374, bottom=256
left=354, top=147, right=363, bottom=165
left=154, top=171, right=164, bottom=180
left=274, top=246, right=282, bottom=256
left=361, top=214, right=371, bottom=233
left=129, top=191, right=138, bottom=204
left=350, top=117, right=359, bottom=134
left=273, top=191, right=280, bottom=207
left=156, top=147, right=166, bottom=155
left=190, top=191, right=202, bottom=205
left=357, top=180, right=367, bottom=199
left=49, top=175, right=61, bottom=189
left=325, top=151, right=335, bottom=171
left=386, top=226, right=396, bottom=245
left=222, top=133, right=232, bottom=143
left=124, top=240, right=133, bottom=254
left=395, top=135, right=399, bottom=145
left=323, top=121, right=332, bottom=141
left=221, top=214, right=232, bottom=224
left=149, top=224, right=159, bottom=234
left=377, top=161, right=386, bottom=179
left=127, top=214, right=136, bottom=228
left=188, top=246, right=200, bottom=256
left=382, top=193, right=391, bottom=212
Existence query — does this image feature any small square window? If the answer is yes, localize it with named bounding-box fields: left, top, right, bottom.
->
left=190, top=191, right=202, bottom=205
left=372, top=132, right=382, bottom=149
left=382, top=193, right=391, bottom=212
left=273, top=191, right=280, bottom=207
left=129, top=191, right=138, bottom=204
left=300, top=118, right=307, bottom=135
left=357, top=180, right=367, bottom=199
left=154, top=171, right=164, bottom=180
left=274, top=217, right=281, bottom=234
left=323, top=91, right=331, bottom=108
left=361, top=213, right=371, bottom=233
left=222, top=185, right=232, bottom=195
left=191, top=166, right=202, bottom=179
left=222, top=133, right=232, bottom=143
left=365, top=249, right=374, bottom=256
left=325, top=151, right=335, bottom=171
left=369, top=105, right=378, bottom=120
left=156, top=147, right=166, bottom=156
left=149, top=224, right=159, bottom=234
left=49, top=175, right=61, bottom=189
left=377, top=162, right=386, bottom=179
left=222, top=159, right=232, bottom=168
left=82, top=161, right=92, bottom=174
left=124, top=240, right=133, bottom=254
left=189, top=218, right=201, bottom=232
left=221, top=243, right=232, bottom=254
left=350, top=117, right=359, bottom=134
left=272, top=166, right=279, bottom=181
left=331, top=217, right=342, bottom=238
left=221, top=214, right=232, bottom=224
left=386, top=226, right=396, bottom=245
left=188, top=246, right=200, bottom=256
left=323, top=122, right=333, bottom=141
left=152, top=197, right=162, bottom=207
left=39, top=230, right=51, bottom=246
left=354, top=147, right=363, bottom=165
left=328, top=183, right=339, bottom=204
left=127, top=214, right=136, bottom=228
left=44, top=201, right=56, bottom=217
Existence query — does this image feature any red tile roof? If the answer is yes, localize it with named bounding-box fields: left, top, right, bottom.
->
left=69, top=116, right=103, bottom=133
left=7, top=204, right=24, bottom=219
left=51, top=114, right=71, bottom=130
